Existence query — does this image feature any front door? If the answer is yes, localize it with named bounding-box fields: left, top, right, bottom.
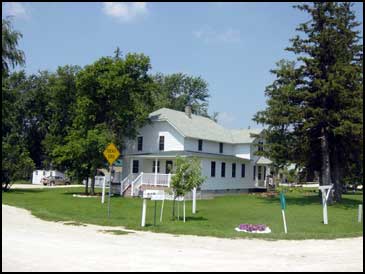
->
left=166, top=160, right=173, bottom=174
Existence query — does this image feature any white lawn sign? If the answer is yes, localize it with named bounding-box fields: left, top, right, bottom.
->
left=319, top=184, right=333, bottom=225
left=141, top=190, right=185, bottom=227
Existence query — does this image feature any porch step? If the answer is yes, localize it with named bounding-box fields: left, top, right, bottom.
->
left=122, top=185, right=132, bottom=197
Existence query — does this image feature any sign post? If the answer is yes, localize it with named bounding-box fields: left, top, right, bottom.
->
left=103, top=143, right=120, bottom=218
left=319, top=185, right=333, bottom=225
left=280, top=192, right=287, bottom=234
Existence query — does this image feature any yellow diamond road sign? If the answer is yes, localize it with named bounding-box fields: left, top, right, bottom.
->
left=103, top=143, right=120, bottom=165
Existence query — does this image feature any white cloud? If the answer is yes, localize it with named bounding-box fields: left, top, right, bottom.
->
left=193, top=26, right=241, bottom=44
left=3, top=2, right=29, bottom=19
left=102, top=2, right=148, bottom=22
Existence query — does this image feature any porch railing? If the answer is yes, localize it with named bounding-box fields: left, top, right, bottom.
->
left=121, top=172, right=175, bottom=197
left=255, top=180, right=267, bottom=188
left=120, top=173, right=139, bottom=195
left=140, top=173, right=173, bottom=187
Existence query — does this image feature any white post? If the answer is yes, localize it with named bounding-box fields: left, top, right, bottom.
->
left=192, top=187, right=196, bottom=214
left=160, top=199, right=164, bottom=222
left=154, top=158, right=158, bottom=186
left=131, top=182, right=134, bottom=197
left=101, top=178, right=105, bottom=204
left=141, top=199, right=147, bottom=227
left=183, top=199, right=186, bottom=223
left=282, top=209, right=287, bottom=234
left=130, top=158, right=133, bottom=175
left=358, top=204, right=362, bottom=223
left=319, top=185, right=333, bottom=225
left=168, top=173, right=171, bottom=188
left=323, top=198, right=328, bottom=225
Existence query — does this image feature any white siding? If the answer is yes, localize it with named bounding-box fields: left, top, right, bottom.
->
left=184, top=137, right=234, bottom=155
left=123, top=121, right=184, bottom=154
left=233, top=144, right=251, bottom=160
left=199, top=158, right=256, bottom=190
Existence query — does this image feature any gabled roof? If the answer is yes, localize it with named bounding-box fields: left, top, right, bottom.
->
left=256, top=156, right=273, bottom=165
left=148, top=108, right=262, bottom=144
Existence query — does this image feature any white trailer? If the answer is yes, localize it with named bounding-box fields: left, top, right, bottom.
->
left=32, top=170, right=65, bottom=185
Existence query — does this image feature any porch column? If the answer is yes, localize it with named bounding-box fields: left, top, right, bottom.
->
left=154, top=157, right=158, bottom=186
left=130, top=157, right=133, bottom=175
left=255, top=165, right=258, bottom=186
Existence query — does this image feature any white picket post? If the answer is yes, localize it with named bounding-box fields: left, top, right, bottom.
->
left=141, top=199, right=147, bottom=227
left=192, top=187, right=196, bottom=214
left=101, top=178, right=105, bottom=204
left=358, top=204, right=362, bottom=223
left=282, top=209, right=287, bottom=234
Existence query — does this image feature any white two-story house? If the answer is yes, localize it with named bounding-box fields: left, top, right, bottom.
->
left=120, top=106, right=272, bottom=196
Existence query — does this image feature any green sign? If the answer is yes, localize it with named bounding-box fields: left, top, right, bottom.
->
left=280, top=192, right=286, bottom=210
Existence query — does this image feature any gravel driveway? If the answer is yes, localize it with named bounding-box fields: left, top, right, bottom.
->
left=2, top=205, right=363, bottom=272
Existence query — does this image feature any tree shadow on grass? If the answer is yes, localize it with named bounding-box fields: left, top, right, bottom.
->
left=185, top=216, right=208, bottom=222
left=257, top=193, right=362, bottom=209
left=3, top=189, right=45, bottom=194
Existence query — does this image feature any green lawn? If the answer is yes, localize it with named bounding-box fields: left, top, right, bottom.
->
left=2, top=187, right=363, bottom=240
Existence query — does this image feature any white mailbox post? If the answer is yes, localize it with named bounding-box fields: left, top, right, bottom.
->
left=141, top=190, right=185, bottom=227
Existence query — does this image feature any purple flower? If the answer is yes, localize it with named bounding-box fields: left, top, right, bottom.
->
left=238, top=224, right=267, bottom=232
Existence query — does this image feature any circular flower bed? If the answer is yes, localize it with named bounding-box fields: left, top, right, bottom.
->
left=235, top=224, right=271, bottom=233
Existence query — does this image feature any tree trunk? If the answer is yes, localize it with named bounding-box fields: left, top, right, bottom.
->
left=90, top=174, right=96, bottom=196
left=331, top=146, right=342, bottom=202
left=85, top=177, right=89, bottom=195
left=320, top=127, right=333, bottom=204
left=172, top=197, right=176, bottom=219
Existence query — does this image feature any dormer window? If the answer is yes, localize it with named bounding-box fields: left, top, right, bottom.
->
left=258, top=140, right=264, bottom=151
left=198, top=139, right=203, bottom=151
left=137, top=136, right=143, bottom=151
left=219, top=142, right=223, bottom=153
left=159, top=136, right=165, bottom=151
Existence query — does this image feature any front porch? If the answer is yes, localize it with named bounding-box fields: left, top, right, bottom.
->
left=121, top=155, right=177, bottom=197
left=121, top=172, right=174, bottom=197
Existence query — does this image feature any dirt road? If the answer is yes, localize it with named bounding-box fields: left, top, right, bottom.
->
left=2, top=205, right=363, bottom=272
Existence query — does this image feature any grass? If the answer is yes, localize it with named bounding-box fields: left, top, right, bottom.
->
left=2, top=187, right=363, bottom=240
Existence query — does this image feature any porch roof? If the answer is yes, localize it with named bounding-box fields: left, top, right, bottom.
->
left=124, top=150, right=251, bottom=161
left=255, top=156, right=273, bottom=165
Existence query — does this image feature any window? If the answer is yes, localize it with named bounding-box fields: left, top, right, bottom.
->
left=221, top=162, right=226, bottom=177
left=211, top=161, right=216, bottom=177
left=137, top=136, right=143, bottom=151
left=241, top=164, right=245, bottom=178
left=264, top=166, right=267, bottom=180
left=159, top=136, right=165, bottom=151
left=166, top=160, right=173, bottom=174
left=198, top=139, right=203, bottom=151
left=258, top=166, right=262, bottom=180
left=258, top=140, right=264, bottom=152
left=43, top=171, right=46, bottom=176
left=132, top=160, right=139, bottom=174
left=253, top=166, right=256, bottom=180
left=219, top=142, right=223, bottom=153
left=152, top=160, right=160, bottom=173
left=232, top=163, right=236, bottom=178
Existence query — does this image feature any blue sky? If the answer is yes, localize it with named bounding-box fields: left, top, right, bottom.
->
left=3, top=2, right=363, bottom=129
